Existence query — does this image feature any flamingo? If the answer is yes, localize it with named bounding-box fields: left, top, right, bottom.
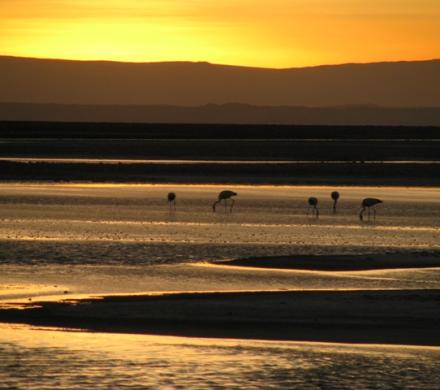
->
left=359, top=198, right=383, bottom=221
left=307, top=197, right=319, bottom=217
left=331, top=191, right=340, bottom=213
left=213, top=190, right=237, bottom=212
left=167, top=192, right=176, bottom=210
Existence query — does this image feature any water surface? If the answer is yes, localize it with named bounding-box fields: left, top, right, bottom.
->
left=1, top=324, right=440, bottom=390
left=1, top=184, right=439, bottom=388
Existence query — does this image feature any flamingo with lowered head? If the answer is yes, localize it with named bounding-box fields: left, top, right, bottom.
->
left=213, top=190, right=237, bottom=212
left=359, top=198, right=383, bottom=221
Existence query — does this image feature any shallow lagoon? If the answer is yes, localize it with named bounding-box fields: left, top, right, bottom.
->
left=1, top=184, right=440, bottom=388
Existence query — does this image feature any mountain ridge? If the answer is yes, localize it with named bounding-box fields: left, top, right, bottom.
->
left=1, top=56, right=440, bottom=108
left=1, top=54, right=439, bottom=70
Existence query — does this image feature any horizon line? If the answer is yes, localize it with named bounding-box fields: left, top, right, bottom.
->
left=1, top=54, right=440, bottom=71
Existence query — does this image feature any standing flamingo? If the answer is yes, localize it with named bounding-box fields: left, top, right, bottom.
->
left=307, top=197, right=319, bottom=217
left=213, top=190, right=237, bottom=212
left=167, top=192, right=176, bottom=210
left=359, top=198, right=383, bottom=221
left=331, top=191, right=340, bottom=213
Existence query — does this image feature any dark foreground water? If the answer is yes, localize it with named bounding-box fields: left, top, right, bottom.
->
left=1, top=324, right=440, bottom=390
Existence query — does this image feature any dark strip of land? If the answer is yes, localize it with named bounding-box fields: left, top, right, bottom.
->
left=1, top=139, right=439, bottom=161
left=220, top=252, right=440, bottom=271
left=1, top=160, right=439, bottom=186
left=2, top=122, right=439, bottom=185
left=1, top=289, right=439, bottom=346
left=1, top=120, right=440, bottom=139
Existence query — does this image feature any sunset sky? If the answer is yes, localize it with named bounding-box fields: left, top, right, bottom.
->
left=1, top=0, right=439, bottom=68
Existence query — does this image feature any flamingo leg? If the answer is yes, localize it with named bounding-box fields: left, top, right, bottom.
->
left=230, top=198, right=235, bottom=212
left=224, top=199, right=227, bottom=212
left=315, top=206, right=319, bottom=218
left=373, top=207, right=376, bottom=220
left=359, top=207, right=365, bottom=220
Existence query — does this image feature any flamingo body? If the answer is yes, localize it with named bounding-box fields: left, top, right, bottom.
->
left=307, top=197, right=319, bottom=217
left=213, top=190, right=237, bottom=212
left=167, top=192, right=176, bottom=209
left=360, top=198, right=383, bottom=220
left=331, top=191, right=340, bottom=213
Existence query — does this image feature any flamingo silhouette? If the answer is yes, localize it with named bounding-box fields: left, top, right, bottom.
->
left=213, top=190, right=237, bottom=212
left=331, top=191, right=340, bottom=213
left=167, top=192, right=176, bottom=210
left=359, top=198, right=383, bottom=221
left=307, top=197, right=319, bottom=217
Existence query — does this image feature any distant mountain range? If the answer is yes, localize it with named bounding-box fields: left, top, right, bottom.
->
left=1, top=56, right=440, bottom=125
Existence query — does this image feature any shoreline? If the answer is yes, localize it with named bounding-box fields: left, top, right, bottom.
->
left=2, top=179, right=440, bottom=188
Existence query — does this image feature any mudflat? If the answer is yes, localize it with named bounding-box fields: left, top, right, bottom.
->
left=1, top=289, right=439, bottom=346
left=220, top=252, right=440, bottom=271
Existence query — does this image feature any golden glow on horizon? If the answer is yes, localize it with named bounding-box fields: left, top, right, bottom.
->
left=1, top=0, right=439, bottom=68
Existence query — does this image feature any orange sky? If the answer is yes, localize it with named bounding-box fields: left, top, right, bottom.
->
left=1, top=0, right=439, bottom=68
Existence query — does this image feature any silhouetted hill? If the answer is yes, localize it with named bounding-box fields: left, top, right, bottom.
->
left=1, top=103, right=440, bottom=126
left=1, top=56, right=440, bottom=107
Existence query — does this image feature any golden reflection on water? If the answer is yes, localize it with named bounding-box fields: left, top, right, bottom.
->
left=3, top=218, right=440, bottom=232
left=0, top=283, right=66, bottom=299
left=2, top=323, right=440, bottom=353
left=2, top=322, right=440, bottom=389
left=2, top=181, right=440, bottom=193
